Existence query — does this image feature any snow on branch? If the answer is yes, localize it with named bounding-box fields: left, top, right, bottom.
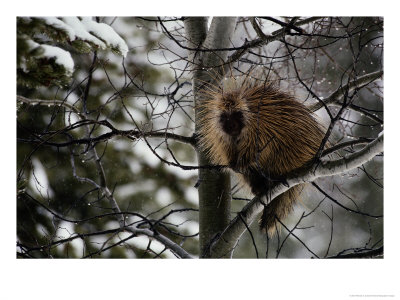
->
left=79, top=17, right=128, bottom=57
left=38, top=17, right=128, bottom=57
left=19, top=17, right=129, bottom=88
left=61, top=17, right=107, bottom=49
left=209, top=133, right=384, bottom=258
left=27, top=39, right=74, bottom=74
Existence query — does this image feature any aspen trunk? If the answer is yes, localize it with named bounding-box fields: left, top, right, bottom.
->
left=184, top=17, right=237, bottom=257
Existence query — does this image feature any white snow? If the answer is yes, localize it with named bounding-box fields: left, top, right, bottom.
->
left=155, top=187, right=173, bottom=206
left=26, top=16, right=129, bottom=76
left=114, top=180, right=156, bottom=199
left=56, top=221, right=84, bottom=254
left=61, top=17, right=106, bottom=49
left=126, top=235, right=176, bottom=258
left=27, top=39, right=74, bottom=73
left=38, top=17, right=128, bottom=57
left=28, top=157, right=54, bottom=198
left=182, top=221, right=199, bottom=237
left=133, top=140, right=161, bottom=168
left=42, top=17, right=75, bottom=40
left=184, top=186, right=198, bottom=206
left=40, top=44, right=75, bottom=73
left=80, top=17, right=128, bottom=57
left=207, top=17, right=213, bottom=30
left=164, top=162, right=198, bottom=180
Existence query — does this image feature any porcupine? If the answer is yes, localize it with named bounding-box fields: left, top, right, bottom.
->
left=197, top=75, right=325, bottom=236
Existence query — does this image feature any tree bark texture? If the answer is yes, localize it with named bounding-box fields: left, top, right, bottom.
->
left=184, top=17, right=237, bottom=257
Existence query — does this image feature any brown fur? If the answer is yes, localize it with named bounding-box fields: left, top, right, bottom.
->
left=197, top=77, right=324, bottom=236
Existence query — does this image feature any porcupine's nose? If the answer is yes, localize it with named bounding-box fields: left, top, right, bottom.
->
left=220, top=111, right=244, bottom=137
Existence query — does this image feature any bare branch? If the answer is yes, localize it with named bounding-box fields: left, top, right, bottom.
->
left=328, top=246, right=383, bottom=259
left=308, top=70, right=383, bottom=112
left=224, top=17, right=323, bottom=69
left=20, top=192, right=194, bottom=259
left=125, top=227, right=194, bottom=259
left=17, top=96, right=196, bottom=147
left=209, top=133, right=383, bottom=257
left=17, top=95, right=82, bottom=118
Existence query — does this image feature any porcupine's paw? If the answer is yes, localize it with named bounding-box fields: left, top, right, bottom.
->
left=248, top=171, right=290, bottom=197
left=248, top=171, right=270, bottom=197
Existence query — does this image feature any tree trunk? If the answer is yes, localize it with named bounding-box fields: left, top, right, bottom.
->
left=184, top=17, right=237, bottom=258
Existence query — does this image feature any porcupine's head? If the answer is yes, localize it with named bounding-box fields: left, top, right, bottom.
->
left=218, top=92, right=246, bottom=138
left=197, top=77, right=251, bottom=166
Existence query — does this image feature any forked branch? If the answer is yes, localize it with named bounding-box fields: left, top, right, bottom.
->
left=209, top=133, right=383, bottom=258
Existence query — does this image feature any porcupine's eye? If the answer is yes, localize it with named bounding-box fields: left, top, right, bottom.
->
left=220, top=111, right=244, bottom=137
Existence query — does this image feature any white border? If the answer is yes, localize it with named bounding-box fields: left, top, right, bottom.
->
left=3, top=1, right=398, bottom=299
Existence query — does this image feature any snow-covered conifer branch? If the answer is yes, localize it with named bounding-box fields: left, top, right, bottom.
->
left=38, top=17, right=128, bottom=57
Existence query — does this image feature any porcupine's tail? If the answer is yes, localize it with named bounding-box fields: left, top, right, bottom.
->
left=259, top=185, right=303, bottom=236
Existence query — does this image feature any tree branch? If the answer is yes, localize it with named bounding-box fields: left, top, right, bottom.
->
left=209, top=133, right=383, bottom=257
left=224, top=17, right=322, bottom=69
left=17, top=95, right=82, bottom=117
left=328, top=246, right=383, bottom=258
left=17, top=96, right=196, bottom=146
left=20, top=191, right=194, bottom=258
left=308, top=70, right=383, bottom=112
left=321, top=137, right=374, bottom=157
left=125, top=227, right=194, bottom=259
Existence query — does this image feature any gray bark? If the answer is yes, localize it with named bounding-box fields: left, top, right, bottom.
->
left=209, top=134, right=383, bottom=257
left=184, top=17, right=237, bottom=257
